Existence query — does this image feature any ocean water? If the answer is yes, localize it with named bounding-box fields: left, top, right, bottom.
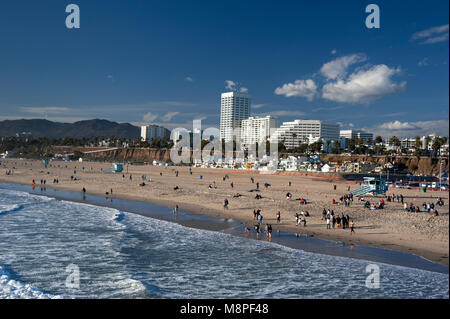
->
left=0, top=188, right=448, bottom=299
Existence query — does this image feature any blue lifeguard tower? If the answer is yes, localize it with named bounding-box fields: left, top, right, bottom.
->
left=351, top=177, right=388, bottom=197
left=42, top=159, right=49, bottom=168
left=102, top=163, right=123, bottom=174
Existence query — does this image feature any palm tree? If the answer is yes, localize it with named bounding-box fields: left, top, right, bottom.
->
left=389, top=136, right=401, bottom=154
left=415, top=136, right=422, bottom=150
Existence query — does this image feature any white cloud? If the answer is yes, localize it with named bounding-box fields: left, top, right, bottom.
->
left=143, top=112, right=158, bottom=123
left=368, top=120, right=449, bottom=138
left=311, top=105, right=345, bottom=112
left=240, top=87, right=248, bottom=93
left=251, top=104, right=265, bottom=109
left=225, top=80, right=236, bottom=90
left=411, top=24, right=449, bottom=44
left=20, top=107, right=72, bottom=115
left=185, top=76, right=193, bottom=82
left=257, top=110, right=306, bottom=117
left=421, top=33, right=449, bottom=44
left=320, top=54, right=367, bottom=80
left=379, top=120, right=416, bottom=130
left=274, top=79, right=317, bottom=101
left=161, top=111, right=180, bottom=122
left=417, top=57, right=429, bottom=67
left=322, top=64, right=406, bottom=104
left=331, top=49, right=337, bottom=55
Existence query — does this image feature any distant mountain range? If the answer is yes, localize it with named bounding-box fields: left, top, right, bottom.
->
left=0, top=119, right=140, bottom=138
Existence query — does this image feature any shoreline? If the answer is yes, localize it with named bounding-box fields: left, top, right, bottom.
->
left=0, top=180, right=448, bottom=274
left=0, top=159, right=448, bottom=267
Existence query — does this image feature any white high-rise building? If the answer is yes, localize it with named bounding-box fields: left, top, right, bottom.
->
left=240, top=116, right=280, bottom=147
left=270, top=120, right=340, bottom=149
left=220, top=91, right=251, bottom=142
left=141, top=125, right=171, bottom=142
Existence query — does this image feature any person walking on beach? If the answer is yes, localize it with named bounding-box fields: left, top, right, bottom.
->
left=258, top=213, right=263, bottom=225
left=350, top=220, right=355, bottom=234
left=276, top=211, right=281, bottom=223
left=224, top=199, right=229, bottom=209
left=326, top=217, right=330, bottom=229
left=267, top=224, right=272, bottom=240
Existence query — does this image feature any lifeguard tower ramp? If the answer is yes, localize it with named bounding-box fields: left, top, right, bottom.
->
left=103, top=163, right=123, bottom=174
left=351, top=177, right=387, bottom=197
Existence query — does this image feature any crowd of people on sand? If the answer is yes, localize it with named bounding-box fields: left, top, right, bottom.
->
left=322, top=208, right=355, bottom=233
left=244, top=209, right=274, bottom=240
left=404, top=201, right=440, bottom=215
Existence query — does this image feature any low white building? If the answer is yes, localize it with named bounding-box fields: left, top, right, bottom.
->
left=141, top=125, right=171, bottom=142
left=271, top=119, right=340, bottom=149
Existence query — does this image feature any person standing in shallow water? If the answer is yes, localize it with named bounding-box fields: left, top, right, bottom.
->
left=350, top=220, right=355, bottom=234
left=254, top=224, right=260, bottom=240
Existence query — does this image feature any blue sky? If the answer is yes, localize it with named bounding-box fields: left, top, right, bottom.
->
left=0, top=0, right=448, bottom=137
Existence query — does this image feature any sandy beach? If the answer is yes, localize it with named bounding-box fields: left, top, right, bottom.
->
left=1, top=158, right=448, bottom=266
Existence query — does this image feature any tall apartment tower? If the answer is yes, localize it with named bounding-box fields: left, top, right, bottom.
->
left=220, top=91, right=251, bottom=142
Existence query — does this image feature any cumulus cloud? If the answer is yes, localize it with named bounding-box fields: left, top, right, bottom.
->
left=411, top=24, right=449, bottom=44
left=320, top=54, right=367, bottom=80
left=185, top=76, right=193, bottom=82
left=240, top=87, right=248, bottom=93
left=162, top=111, right=179, bottom=122
left=143, top=112, right=158, bottom=123
left=322, top=64, right=406, bottom=104
left=331, top=49, right=337, bottom=55
left=225, top=80, right=236, bottom=90
left=378, top=120, right=416, bottom=131
left=274, top=79, right=317, bottom=101
left=368, top=120, right=449, bottom=138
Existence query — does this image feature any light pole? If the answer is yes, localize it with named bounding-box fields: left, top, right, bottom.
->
left=439, top=160, right=443, bottom=191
